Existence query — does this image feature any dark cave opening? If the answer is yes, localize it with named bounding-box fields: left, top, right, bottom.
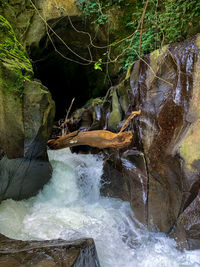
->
left=29, top=16, right=121, bottom=121
left=33, top=49, right=109, bottom=120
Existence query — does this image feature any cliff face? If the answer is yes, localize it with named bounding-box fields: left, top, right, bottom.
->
left=130, top=36, right=200, bottom=249
left=0, top=15, right=55, bottom=201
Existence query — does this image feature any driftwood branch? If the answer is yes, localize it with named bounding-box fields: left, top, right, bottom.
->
left=119, top=110, right=141, bottom=133
left=47, top=110, right=141, bottom=150
left=47, top=130, right=133, bottom=150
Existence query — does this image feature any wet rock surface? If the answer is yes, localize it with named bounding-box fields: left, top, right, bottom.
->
left=0, top=0, right=79, bottom=47
left=101, top=151, right=148, bottom=225
left=131, top=36, right=200, bottom=238
left=0, top=80, right=55, bottom=201
left=68, top=35, right=200, bottom=248
left=0, top=234, right=100, bottom=267
left=0, top=16, right=55, bottom=201
left=170, top=191, right=200, bottom=250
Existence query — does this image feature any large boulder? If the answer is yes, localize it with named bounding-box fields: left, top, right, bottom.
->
left=101, top=151, right=148, bottom=225
left=0, top=234, right=100, bottom=267
left=0, top=16, right=55, bottom=201
left=0, top=15, right=33, bottom=158
left=24, top=0, right=80, bottom=49
left=170, top=191, right=200, bottom=250
left=0, top=0, right=80, bottom=48
left=130, top=36, right=200, bottom=235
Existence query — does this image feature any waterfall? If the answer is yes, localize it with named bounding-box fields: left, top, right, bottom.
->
left=0, top=148, right=199, bottom=267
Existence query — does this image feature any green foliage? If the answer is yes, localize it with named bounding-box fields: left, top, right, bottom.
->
left=94, top=59, right=102, bottom=71
left=120, top=0, right=200, bottom=70
left=75, top=0, right=125, bottom=24
left=77, top=0, right=200, bottom=70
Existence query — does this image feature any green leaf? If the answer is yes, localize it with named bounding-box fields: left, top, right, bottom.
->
left=94, top=59, right=102, bottom=71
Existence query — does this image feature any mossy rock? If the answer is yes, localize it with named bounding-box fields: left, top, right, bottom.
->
left=0, top=15, right=33, bottom=87
left=0, top=16, right=55, bottom=159
left=0, top=16, right=33, bottom=158
left=0, top=16, right=55, bottom=201
left=0, top=62, right=24, bottom=158
left=179, top=36, right=200, bottom=171
left=108, top=89, right=122, bottom=132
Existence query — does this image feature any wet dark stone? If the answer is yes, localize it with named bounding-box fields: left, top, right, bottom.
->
left=187, top=239, right=200, bottom=250
left=170, top=191, right=200, bottom=250
left=0, top=127, right=52, bottom=201
left=101, top=150, right=148, bottom=225
left=0, top=155, right=52, bottom=201
left=0, top=80, right=55, bottom=202
left=0, top=234, right=100, bottom=267
left=61, top=34, right=200, bottom=241
left=66, top=98, right=110, bottom=135
left=129, top=35, right=200, bottom=233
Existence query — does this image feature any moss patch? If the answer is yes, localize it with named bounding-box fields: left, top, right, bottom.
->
left=147, top=45, right=168, bottom=88
left=108, top=89, right=122, bottom=131
left=0, top=15, right=33, bottom=157
left=180, top=121, right=200, bottom=170
left=0, top=15, right=33, bottom=95
left=179, top=36, right=200, bottom=170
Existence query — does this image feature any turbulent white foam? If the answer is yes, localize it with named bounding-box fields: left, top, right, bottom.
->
left=0, top=148, right=200, bottom=266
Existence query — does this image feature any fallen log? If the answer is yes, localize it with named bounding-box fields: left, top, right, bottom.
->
left=47, top=110, right=141, bottom=150
left=47, top=130, right=133, bottom=150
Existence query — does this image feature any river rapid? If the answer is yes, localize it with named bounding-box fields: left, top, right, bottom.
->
left=0, top=148, right=199, bottom=266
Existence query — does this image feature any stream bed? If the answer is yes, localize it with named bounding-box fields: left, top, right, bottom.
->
left=0, top=148, right=199, bottom=267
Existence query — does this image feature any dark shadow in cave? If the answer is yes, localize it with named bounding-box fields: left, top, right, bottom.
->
left=29, top=16, right=123, bottom=121
left=29, top=14, right=115, bottom=121
left=32, top=45, right=109, bottom=120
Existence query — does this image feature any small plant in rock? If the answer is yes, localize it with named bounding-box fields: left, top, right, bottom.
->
left=94, top=59, right=103, bottom=71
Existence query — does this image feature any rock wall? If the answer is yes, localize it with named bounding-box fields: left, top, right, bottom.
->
left=0, top=16, right=55, bottom=201
left=0, top=0, right=79, bottom=48
left=130, top=36, right=200, bottom=244
left=67, top=35, right=200, bottom=249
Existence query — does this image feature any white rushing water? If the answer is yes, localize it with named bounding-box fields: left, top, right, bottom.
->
left=0, top=148, right=200, bottom=266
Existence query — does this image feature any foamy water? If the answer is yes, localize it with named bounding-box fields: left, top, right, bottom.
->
left=0, top=148, right=200, bottom=266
